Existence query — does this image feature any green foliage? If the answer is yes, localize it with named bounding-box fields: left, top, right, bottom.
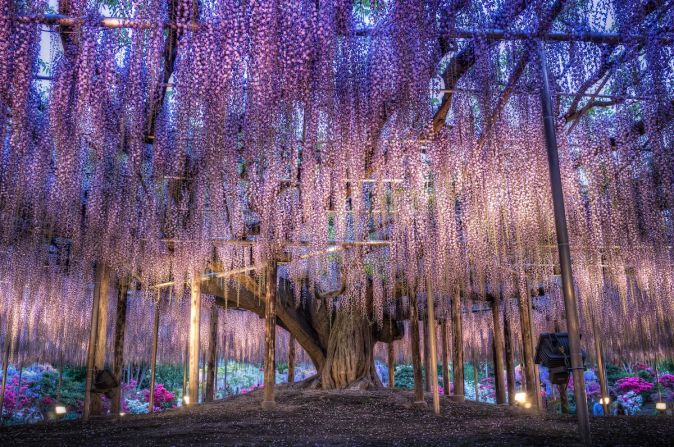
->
left=153, top=364, right=185, bottom=392
left=393, top=364, right=414, bottom=389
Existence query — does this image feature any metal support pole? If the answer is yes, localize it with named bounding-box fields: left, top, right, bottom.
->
left=426, top=278, right=441, bottom=415
left=148, top=297, right=161, bottom=412
left=539, top=42, right=591, bottom=443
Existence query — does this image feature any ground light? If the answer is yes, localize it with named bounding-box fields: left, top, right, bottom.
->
left=655, top=402, right=667, bottom=412
left=600, top=397, right=610, bottom=405
left=514, top=392, right=527, bottom=404
left=183, top=396, right=190, bottom=405
left=54, top=405, right=67, bottom=416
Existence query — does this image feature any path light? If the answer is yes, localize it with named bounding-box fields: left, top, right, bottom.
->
left=183, top=395, right=190, bottom=405
left=524, top=402, right=533, bottom=409
left=600, top=397, right=610, bottom=405
left=54, top=405, right=67, bottom=415
left=514, top=392, right=527, bottom=404
left=655, top=402, right=667, bottom=412
left=120, top=412, right=126, bottom=416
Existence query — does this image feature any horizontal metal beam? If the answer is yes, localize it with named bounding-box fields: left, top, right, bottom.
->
left=11, top=14, right=673, bottom=45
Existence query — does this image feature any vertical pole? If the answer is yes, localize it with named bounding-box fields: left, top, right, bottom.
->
left=387, top=342, right=395, bottom=388
left=426, top=278, right=440, bottom=415
left=517, top=283, right=537, bottom=409
left=491, top=294, right=506, bottom=404
left=182, top=339, right=188, bottom=404
left=188, top=270, right=201, bottom=406
left=441, top=319, right=451, bottom=397
left=423, top=313, right=431, bottom=392
left=262, top=261, right=277, bottom=409
left=205, top=305, right=218, bottom=402
left=0, top=305, right=13, bottom=416
left=473, top=355, right=480, bottom=402
left=148, top=297, right=161, bottom=412
left=504, top=306, right=516, bottom=405
left=409, top=289, right=425, bottom=406
left=592, top=319, right=609, bottom=415
left=451, top=287, right=464, bottom=401
left=539, top=42, right=591, bottom=444
left=111, top=279, right=129, bottom=416
left=92, top=265, right=109, bottom=417
left=84, top=264, right=104, bottom=421
left=288, top=335, right=296, bottom=384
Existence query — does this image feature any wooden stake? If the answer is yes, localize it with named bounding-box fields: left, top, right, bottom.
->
left=187, top=271, right=201, bottom=406
left=409, top=289, right=425, bottom=406
left=423, top=315, right=431, bottom=393
left=262, top=261, right=278, bottom=409
left=288, top=335, right=296, bottom=384
left=451, top=287, right=465, bottom=401
left=426, top=278, right=440, bottom=415
left=387, top=342, right=395, bottom=388
left=148, top=297, right=161, bottom=412
left=205, top=305, right=218, bottom=402
left=503, top=307, right=516, bottom=405
left=517, top=285, right=537, bottom=409
left=0, top=302, right=14, bottom=417
left=84, top=264, right=105, bottom=421
left=441, top=319, right=451, bottom=397
left=111, top=279, right=129, bottom=416
left=491, top=294, right=507, bottom=404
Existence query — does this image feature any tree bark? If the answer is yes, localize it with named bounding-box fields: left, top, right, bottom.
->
left=84, top=264, right=106, bottom=420
left=205, top=305, right=218, bottom=402
left=426, top=279, right=440, bottom=415
left=111, top=279, right=129, bottom=416
left=423, top=315, right=431, bottom=392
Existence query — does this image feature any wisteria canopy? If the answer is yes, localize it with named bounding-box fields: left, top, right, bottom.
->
left=0, top=0, right=673, bottom=391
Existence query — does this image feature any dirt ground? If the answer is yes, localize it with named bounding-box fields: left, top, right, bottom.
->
left=1, top=387, right=673, bottom=446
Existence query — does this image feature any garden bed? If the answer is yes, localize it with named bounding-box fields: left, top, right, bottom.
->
left=1, top=387, right=673, bottom=446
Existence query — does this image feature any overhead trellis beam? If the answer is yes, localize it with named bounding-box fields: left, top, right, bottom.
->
left=10, top=14, right=673, bottom=45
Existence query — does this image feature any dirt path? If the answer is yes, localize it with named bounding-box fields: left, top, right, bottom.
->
left=1, top=388, right=672, bottom=446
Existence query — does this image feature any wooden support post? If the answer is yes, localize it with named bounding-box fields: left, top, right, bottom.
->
left=409, top=290, right=426, bottom=406
left=111, top=279, right=129, bottom=416
left=182, top=339, right=188, bottom=404
left=491, top=295, right=507, bottom=404
left=426, top=278, right=440, bottom=415
left=188, top=271, right=201, bottom=406
left=205, top=305, right=218, bottom=402
left=148, top=297, right=161, bottom=412
left=0, top=301, right=14, bottom=417
left=451, top=287, right=465, bottom=402
left=262, top=261, right=277, bottom=409
left=441, top=319, right=451, bottom=397
left=592, top=319, right=609, bottom=415
left=559, top=382, right=570, bottom=414
left=92, top=265, right=109, bottom=417
left=84, top=264, right=107, bottom=421
left=517, top=286, right=537, bottom=409
left=503, top=307, right=516, bottom=405
left=387, top=342, right=395, bottom=388
left=473, top=355, right=480, bottom=402
left=288, top=335, right=296, bottom=384
left=423, top=314, right=431, bottom=393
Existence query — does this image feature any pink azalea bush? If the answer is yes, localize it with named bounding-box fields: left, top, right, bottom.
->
left=142, top=384, right=176, bottom=411
left=615, top=376, right=653, bottom=394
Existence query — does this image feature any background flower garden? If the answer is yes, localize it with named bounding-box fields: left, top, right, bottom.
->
left=2, top=359, right=671, bottom=425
